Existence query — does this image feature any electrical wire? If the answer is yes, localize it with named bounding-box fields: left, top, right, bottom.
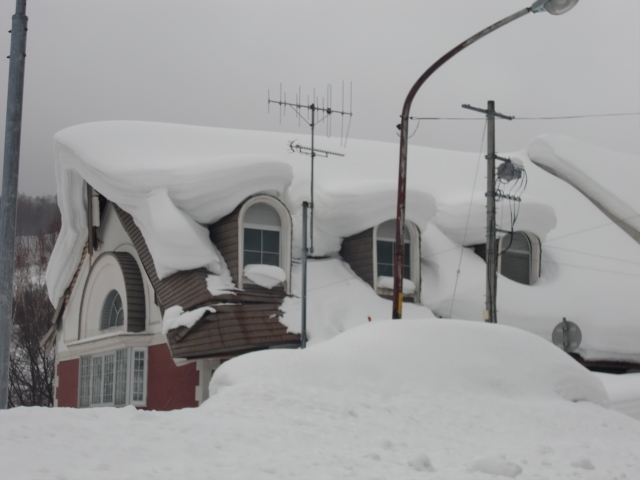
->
left=448, top=120, right=487, bottom=318
left=409, top=112, right=640, bottom=121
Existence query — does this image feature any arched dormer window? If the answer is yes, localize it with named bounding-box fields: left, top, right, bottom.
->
left=100, top=290, right=124, bottom=330
left=373, top=220, right=421, bottom=302
left=243, top=203, right=281, bottom=267
left=498, top=231, right=541, bottom=285
left=237, top=196, right=292, bottom=292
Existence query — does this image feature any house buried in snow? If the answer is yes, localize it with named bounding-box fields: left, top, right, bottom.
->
left=45, top=121, right=640, bottom=409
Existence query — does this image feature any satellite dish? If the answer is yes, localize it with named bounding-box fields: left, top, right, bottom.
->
left=552, top=318, right=582, bottom=353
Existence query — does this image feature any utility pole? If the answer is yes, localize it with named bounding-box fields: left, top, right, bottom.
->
left=0, top=0, right=28, bottom=409
left=300, top=202, right=309, bottom=348
left=462, top=101, right=513, bottom=324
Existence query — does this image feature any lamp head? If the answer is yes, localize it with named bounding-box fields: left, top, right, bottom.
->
left=531, top=0, right=579, bottom=15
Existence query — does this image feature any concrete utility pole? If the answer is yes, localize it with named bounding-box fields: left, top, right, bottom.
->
left=462, top=102, right=513, bottom=323
left=0, top=0, right=28, bottom=410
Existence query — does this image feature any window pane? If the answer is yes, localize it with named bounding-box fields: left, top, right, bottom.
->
left=79, top=356, right=91, bottom=408
left=244, top=251, right=261, bottom=266
left=262, top=253, right=280, bottom=266
left=377, top=241, right=393, bottom=265
left=91, top=357, right=103, bottom=405
left=262, top=230, right=280, bottom=254
left=378, top=264, right=393, bottom=277
left=404, top=243, right=411, bottom=279
left=132, top=351, right=145, bottom=403
left=103, top=354, right=115, bottom=404
left=244, top=228, right=262, bottom=251
left=114, top=349, right=128, bottom=406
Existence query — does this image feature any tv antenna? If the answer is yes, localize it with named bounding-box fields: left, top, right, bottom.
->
left=268, top=82, right=353, bottom=254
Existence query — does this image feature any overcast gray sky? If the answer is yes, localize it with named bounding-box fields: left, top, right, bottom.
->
left=0, top=0, right=638, bottom=196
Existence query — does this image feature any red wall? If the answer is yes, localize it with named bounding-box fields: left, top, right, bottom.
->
left=146, top=343, right=199, bottom=410
left=56, top=358, right=79, bottom=408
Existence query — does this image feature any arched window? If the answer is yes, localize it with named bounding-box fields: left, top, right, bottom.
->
left=242, top=202, right=281, bottom=267
left=100, top=290, right=124, bottom=330
left=376, top=220, right=410, bottom=279
left=373, top=220, right=421, bottom=301
left=498, top=231, right=541, bottom=285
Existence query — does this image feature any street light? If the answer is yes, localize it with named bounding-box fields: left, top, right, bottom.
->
left=391, top=0, right=579, bottom=319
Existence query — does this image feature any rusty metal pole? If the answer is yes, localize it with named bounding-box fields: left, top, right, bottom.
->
left=0, top=0, right=28, bottom=409
left=392, top=6, right=532, bottom=319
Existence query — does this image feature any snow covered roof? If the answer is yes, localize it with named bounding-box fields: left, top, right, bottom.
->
left=47, top=121, right=640, bottom=362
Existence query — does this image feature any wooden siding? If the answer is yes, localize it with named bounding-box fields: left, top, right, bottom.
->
left=113, top=252, right=146, bottom=332
left=208, top=206, right=241, bottom=285
left=167, top=303, right=298, bottom=359
left=114, top=205, right=213, bottom=312
left=114, top=204, right=299, bottom=359
left=340, top=228, right=374, bottom=287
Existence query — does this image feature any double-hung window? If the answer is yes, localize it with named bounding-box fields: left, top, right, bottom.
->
left=243, top=203, right=281, bottom=267
left=376, top=221, right=411, bottom=279
left=78, top=347, right=147, bottom=408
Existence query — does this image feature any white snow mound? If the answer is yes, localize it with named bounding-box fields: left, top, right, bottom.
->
left=210, top=319, right=608, bottom=404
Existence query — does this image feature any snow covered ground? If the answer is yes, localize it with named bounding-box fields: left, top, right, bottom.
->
left=2, top=319, right=639, bottom=479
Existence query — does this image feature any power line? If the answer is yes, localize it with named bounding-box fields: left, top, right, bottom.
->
left=545, top=213, right=640, bottom=243
left=544, top=245, right=640, bottom=265
left=410, top=112, right=640, bottom=121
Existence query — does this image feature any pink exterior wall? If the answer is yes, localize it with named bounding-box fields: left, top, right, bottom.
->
left=56, top=358, right=79, bottom=408
left=146, top=343, right=199, bottom=410
left=55, top=343, right=199, bottom=410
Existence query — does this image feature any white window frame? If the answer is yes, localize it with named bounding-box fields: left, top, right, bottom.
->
left=237, top=195, right=292, bottom=293
left=78, top=347, right=148, bottom=408
left=372, top=220, right=421, bottom=302
left=129, top=347, right=148, bottom=407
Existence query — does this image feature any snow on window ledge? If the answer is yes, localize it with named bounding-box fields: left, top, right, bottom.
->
left=377, top=276, right=416, bottom=295
left=243, top=264, right=286, bottom=289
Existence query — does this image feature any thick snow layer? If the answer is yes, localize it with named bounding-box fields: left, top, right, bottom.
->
left=5, top=320, right=640, bottom=479
left=243, top=264, right=286, bottom=289
left=161, top=305, right=215, bottom=335
left=48, top=122, right=294, bottom=303
left=595, top=373, right=640, bottom=421
left=47, top=122, right=640, bottom=361
left=281, top=258, right=434, bottom=344
left=377, top=275, right=416, bottom=294
left=528, top=135, right=640, bottom=243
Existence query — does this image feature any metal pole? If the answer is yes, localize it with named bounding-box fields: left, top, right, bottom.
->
left=309, top=105, right=315, bottom=255
left=392, top=6, right=531, bottom=319
left=0, top=0, right=28, bottom=410
left=301, top=201, right=309, bottom=348
left=485, top=101, right=498, bottom=324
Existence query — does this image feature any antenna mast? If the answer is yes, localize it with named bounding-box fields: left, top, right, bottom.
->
left=268, top=83, right=353, bottom=254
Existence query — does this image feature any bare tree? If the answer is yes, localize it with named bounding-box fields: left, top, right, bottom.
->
left=5, top=195, right=60, bottom=407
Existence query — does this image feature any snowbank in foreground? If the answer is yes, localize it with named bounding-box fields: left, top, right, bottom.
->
left=212, top=319, right=608, bottom=404
left=3, top=320, right=640, bottom=480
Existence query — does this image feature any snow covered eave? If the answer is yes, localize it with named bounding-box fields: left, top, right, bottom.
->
left=46, top=121, right=294, bottom=305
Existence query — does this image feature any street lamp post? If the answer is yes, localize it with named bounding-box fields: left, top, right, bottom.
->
left=392, top=0, right=579, bottom=319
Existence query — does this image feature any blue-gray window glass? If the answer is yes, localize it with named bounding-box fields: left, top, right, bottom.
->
left=100, top=290, right=124, bottom=330
left=376, top=220, right=411, bottom=280
left=243, top=203, right=281, bottom=267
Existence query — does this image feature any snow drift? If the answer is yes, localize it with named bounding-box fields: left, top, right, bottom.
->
left=211, top=319, right=608, bottom=405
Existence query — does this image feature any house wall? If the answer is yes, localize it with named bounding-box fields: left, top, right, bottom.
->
left=55, top=344, right=205, bottom=410
left=209, top=206, right=241, bottom=285
left=146, top=344, right=200, bottom=410
left=56, top=358, right=79, bottom=408
left=340, top=228, right=375, bottom=288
